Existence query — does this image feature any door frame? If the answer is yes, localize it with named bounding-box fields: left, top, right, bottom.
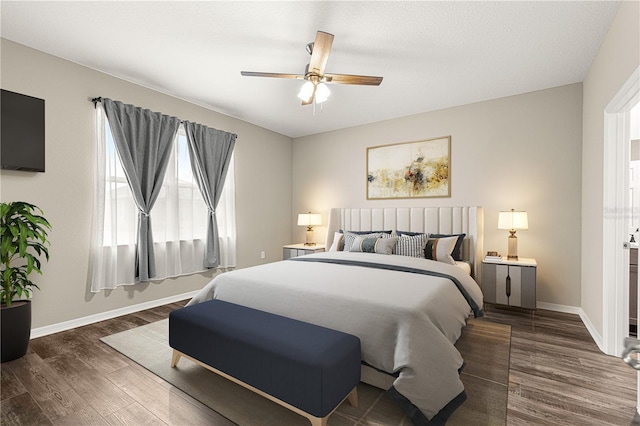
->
left=603, top=66, right=639, bottom=358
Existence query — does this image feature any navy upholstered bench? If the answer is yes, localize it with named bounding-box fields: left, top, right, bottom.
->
left=169, top=299, right=361, bottom=426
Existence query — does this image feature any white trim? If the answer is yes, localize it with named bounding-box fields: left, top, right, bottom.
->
left=536, top=301, right=582, bottom=314
left=603, top=66, right=640, bottom=357
left=605, top=68, right=640, bottom=114
left=30, top=291, right=199, bottom=339
left=578, top=308, right=605, bottom=354
left=603, top=110, right=630, bottom=356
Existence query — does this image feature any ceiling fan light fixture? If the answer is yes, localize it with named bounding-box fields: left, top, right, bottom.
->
left=242, top=31, right=382, bottom=106
left=315, top=82, right=330, bottom=103
left=297, top=80, right=315, bottom=102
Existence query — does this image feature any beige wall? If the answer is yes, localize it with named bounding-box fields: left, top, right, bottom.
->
left=581, top=0, right=640, bottom=336
left=293, top=84, right=583, bottom=308
left=4, top=0, right=636, bottom=332
left=0, top=39, right=293, bottom=328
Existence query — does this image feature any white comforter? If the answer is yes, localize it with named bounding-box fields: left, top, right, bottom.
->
left=188, top=251, right=483, bottom=422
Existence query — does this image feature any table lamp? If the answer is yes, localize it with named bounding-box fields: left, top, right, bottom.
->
left=498, top=209, right=528, bottom=260
left=298, top=212, right=322, bottom=246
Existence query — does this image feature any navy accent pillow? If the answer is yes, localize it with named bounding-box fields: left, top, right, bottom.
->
left=396, top=230, right=425, bottom=236
left=429, top=233, right=466, bottom=261
left=339, top=229, right=393, bottom=234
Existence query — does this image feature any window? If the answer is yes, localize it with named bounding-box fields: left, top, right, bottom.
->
left=91, top=104, right=236, bottom=291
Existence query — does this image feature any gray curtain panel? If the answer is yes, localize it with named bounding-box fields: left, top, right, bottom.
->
left=183, top=121, right=236, bottom=268
left=102, top=98, right=180, bottom=281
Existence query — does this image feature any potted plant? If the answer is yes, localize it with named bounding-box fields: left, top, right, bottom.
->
left=1, top=201, right=51, bottom=362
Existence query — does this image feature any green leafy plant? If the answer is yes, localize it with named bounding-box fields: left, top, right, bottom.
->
left=0, top=202, right=51, bottom=306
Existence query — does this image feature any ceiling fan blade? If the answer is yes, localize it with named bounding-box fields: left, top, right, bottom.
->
left=324, top=73, right=383, bottom=86
left=241, top=71, right=304, bottom=79
left=301, top=83, right=317, bottom=105
left=308, top=31, right=334, bottom=76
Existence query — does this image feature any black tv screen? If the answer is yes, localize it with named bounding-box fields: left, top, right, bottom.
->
left=1, top=89, right=45, bottom=172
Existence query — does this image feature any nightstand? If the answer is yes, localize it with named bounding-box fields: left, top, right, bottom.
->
left=482, top=257, right=537, bottom=311
left=283, top=243, right=325, bottom=260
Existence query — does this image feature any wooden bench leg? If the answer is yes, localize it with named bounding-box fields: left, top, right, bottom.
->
left=308, top=416, right=328, bottom=426
left=171, top=350, right=182, bottom=368
left=347, top=387, right=358, bottom=408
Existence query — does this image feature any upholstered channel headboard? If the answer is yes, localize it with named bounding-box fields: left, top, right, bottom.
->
left=325, top=207, right=484, bottom=280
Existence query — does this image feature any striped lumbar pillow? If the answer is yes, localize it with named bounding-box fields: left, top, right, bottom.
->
left=349, top=236, right=398, bottom=255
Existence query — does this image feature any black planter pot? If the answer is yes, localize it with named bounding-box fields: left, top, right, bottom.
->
left=1, top=300, right=31, bottom=363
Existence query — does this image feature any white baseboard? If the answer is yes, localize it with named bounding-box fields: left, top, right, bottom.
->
left=536, top=301, right=582, bottom=314
left=536, top=301, right=604, bottom=353
left=577, top=309, right=605, bottom=353
left=30, top=290, right=199, bottom=339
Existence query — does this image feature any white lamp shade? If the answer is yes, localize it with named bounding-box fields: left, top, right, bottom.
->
left=315, top=83, right=330, bottom=103
left=498, top=210, right=528, bottom=230
left=297, top=213, right=322, bottom=227
left=297, top=81, right=315, bottom=102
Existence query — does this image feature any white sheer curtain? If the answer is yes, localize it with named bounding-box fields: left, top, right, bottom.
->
left=152, top=127, right=237, bottom=277
left=90, top=103, right=136, bottom=291
left=90, top=106, right=236, bottom=292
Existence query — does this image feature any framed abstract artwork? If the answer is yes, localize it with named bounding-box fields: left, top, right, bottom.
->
left=367, top=136, right=451, bottom=199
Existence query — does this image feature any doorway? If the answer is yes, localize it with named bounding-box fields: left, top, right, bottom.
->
left=603, top=67, right=639, bottom=358
left=629, top=104, right=639, bottom=337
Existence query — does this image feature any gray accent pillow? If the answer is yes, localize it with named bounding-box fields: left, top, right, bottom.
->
left=338, top=229, right=393, bottom=251
left=341, top=231, right=383, bottom=251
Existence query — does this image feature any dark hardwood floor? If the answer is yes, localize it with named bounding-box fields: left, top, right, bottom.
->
left=482, top=306, right=638, bottom=426
left=1, top=301, right=638, bottom=425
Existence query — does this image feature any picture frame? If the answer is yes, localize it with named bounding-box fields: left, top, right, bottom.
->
left=366, top=136, right=451, bottom=199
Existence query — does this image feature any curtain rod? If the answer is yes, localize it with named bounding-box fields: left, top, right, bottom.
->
left=89, top=97, right=238, bottom=139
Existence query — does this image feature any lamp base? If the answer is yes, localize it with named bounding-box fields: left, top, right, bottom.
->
left=507, top=233, right=518, bottom=260
left=304, top=228, right=316, bottom=246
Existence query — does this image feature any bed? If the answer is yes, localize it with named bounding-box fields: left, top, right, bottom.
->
left=188, top=206, right=484, bottom=425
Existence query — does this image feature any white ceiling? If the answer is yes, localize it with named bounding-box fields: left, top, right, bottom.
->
left=0, top=1, right=620, bottom=138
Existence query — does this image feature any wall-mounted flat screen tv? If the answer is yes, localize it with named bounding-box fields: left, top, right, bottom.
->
left=1, top=89, right=45, bottom=172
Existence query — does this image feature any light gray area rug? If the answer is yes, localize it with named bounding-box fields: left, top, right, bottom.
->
left=101, top=317, right=510, bottom=425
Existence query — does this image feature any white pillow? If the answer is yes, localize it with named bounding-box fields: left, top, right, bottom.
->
left=328, top=232, right=343, bottom=252
left=424, top=236, right=457, bottom=265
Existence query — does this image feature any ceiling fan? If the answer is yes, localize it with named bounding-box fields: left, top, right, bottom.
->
left=241, top=31, right=383, bottom=105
